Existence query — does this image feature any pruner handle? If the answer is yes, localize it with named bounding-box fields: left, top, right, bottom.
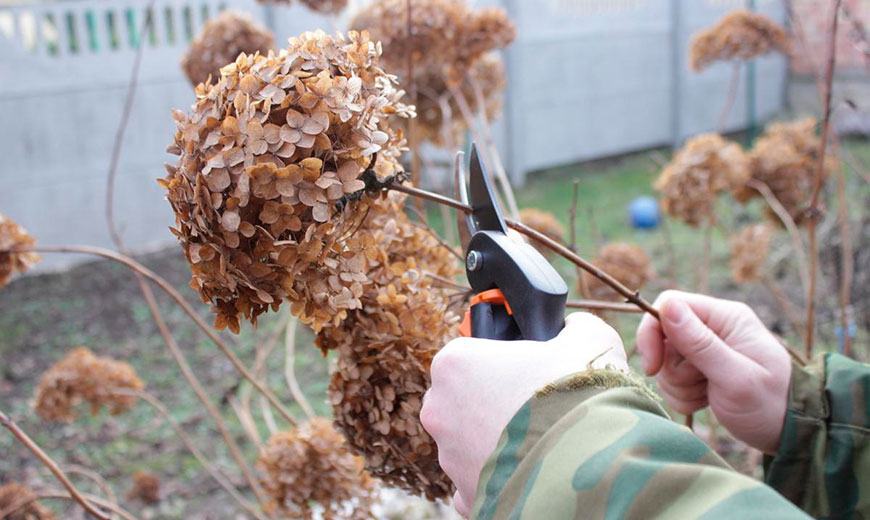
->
left=459, top=289, right=523, bottom=341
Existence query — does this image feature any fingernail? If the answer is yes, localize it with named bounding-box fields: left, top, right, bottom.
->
left=664, top=300, right=688, bottom=325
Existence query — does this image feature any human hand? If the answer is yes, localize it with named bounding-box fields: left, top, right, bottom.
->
left=636, top=290, right=791, bottom=454
left=421, top=312, right=628, bottom=517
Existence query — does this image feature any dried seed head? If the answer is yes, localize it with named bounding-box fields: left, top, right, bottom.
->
left=0, top=482, right=55, bottom=520
left=33, top=347, right=144, bottom=423
left=655, top=133, right=749, bottom=227
left=0, top=214, right=39, bottom=289
left=519, top=207, right=565, bottom=257
left=580, top=243, right=654, bottom=301
left=258, top=418, right=377, bottom=518
left=181, top=11, right=275, bottom=86
left=415, top=52, right=507, bottom=145
left=163, top=30, right=414, bottom=333
left=320, top=206, right=460, bottom=500
left=729, top=223, right=773, bottom=284
left=127, top=471, right=161, bottom=504
left=351, top=0, right=514, bottom=144
left=735, top=118, right=836, bottom=226
left=690, top=10, right=790, bottom=71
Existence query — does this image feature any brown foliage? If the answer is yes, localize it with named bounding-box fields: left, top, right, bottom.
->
left=163, top=30, right=414, bottom=334
left=257, top=418, right=377, bottom=518
left=736, top=118, right=837, bottom=225
left=127, top=471, right=161, bottom=504
left=350, top=0, right=514, bottom=144
left=581, top=243, right=654, bottom=301
left=519, top=208, right=565, bottom=255
left=0, top=213, right=39, bottom=289
left=655, top=133, right=749, bottom=227
left=690, top=10, right=790, bottom=71
left=729, top=223, right=773, bottom=284
left=321, top=202, right=460, bottom=500
left=33, top=347, right=143, bottom=423
left=181, top=10, right=275, bottom=87
left=0, top=483, right=55, bottom=520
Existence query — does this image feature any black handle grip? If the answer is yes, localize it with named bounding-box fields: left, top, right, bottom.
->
left=470, top=302, right=523, bottom=341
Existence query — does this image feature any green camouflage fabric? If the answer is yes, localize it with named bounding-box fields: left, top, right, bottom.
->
left=765, top=353, right=870, bottom=519
left=469, top=370, right=809, bottom=519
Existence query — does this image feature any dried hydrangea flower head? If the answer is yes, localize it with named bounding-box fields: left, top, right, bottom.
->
left=0, top=213, right=39, bottom=289
left=257, top=418, right=377, bottom=518
left=729, top=223, right=772, bottom=284
left=254, top=0, right=348, bottom=14
left=163, top=30, right=414, bottom=333
left=415, top=52, right=507, bottom=145
left=655, top=133, right=749, bottom=227
left=735, top=118, right=836, bottom=225
left=181, top=10, right=275, bottom=86
left=690, top=10, right=790, bottom=71
left=127, top=471, right=161, bottom=504
left=519, top=207, right=565, bottom=257
left=351, top=0, right=514, bottom=144
left=34, top=347, right=144, bottom=423
left=321, top=203, right=460, bottom=500
left=0, top=482, right=55, bottom=520
left=580, top=243, right=654, bottom=301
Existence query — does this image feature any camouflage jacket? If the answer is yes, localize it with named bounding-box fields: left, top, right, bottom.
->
left=470, top=353, right=869, bottom=519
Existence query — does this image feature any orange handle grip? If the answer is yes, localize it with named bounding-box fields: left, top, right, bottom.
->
left=459, top=288, right=513, bottom=337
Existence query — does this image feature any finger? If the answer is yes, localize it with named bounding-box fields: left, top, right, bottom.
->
left=659, top=299, right=750, bottom=384
left=636, top=311, right=665, bottom=375
left=658, top=377, right=708, bottom=403
left=659, top=343, right=705, bottom=386
left=655, top=290, right=750, bottom=337
left=660, top=392, right=708, bottom=416
left=454, top=490, right=472, bottom=518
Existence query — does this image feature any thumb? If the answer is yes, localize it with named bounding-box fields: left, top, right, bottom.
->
left=660, top=299, right=746, bottom=383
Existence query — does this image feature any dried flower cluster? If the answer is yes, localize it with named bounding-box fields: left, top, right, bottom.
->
left=181, top=11, right=275, bottom=86
left=255, top=0, right=348, bottom=15
left=0, top=482, right=55, bottom=520
left=519, top=207, right=565, bottom=257
left=655, top=133, right=749, bottom=227
left=736, top=118, right=835, bottom=225
left=163, top=30, right=414, bottom=333
left=0, top=213, right=39, bottom=289
left=729, top=223, right=772, bottom=284
left=415, top=52, right=507, bottom=145
left=321, top=201, right=460, bottom=500
left=690, top=10, right=790, bottom=71
left=351, top=0, right=514, bottom=144
left=33, top=347, right=144, bottom=423
left=580, top=243, right=654, bottom=301
left=127, top=471, right=161, bottom=504
left=257, top=418, right=377, bottom=519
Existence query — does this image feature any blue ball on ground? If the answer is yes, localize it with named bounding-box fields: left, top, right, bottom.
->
left=629, top=196, right=660, bottom=230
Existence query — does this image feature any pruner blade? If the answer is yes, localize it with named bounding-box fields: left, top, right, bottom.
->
left=468, top=144, right=509, bottom=235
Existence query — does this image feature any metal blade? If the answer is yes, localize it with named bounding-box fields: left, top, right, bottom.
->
left=453, top=151, right=473, bottom=251
left=469, top=143, right=509, bottom=234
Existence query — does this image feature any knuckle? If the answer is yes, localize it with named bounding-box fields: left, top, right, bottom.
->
left=419, top=396, right=441, bottom=437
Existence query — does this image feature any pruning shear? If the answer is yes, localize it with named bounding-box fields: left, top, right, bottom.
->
left=456, top=144, right=568, bottom=341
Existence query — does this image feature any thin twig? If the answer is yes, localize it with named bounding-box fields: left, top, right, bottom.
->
left=0, top=409, right=111, bottom=520
left=388, top=184, right=661, bottom=319
left=746, top=178, right=810, bottom=291
left=20, top=245, right=297, bottom=427
left=132, top=276, right=270, bottom=508
left=284, top=316, right=316, bottom=419
left=566, top=299, right=644, bottom=314
left=105, top=0, right=156, bottom=247
left=833, top=141, right=854, bottom=356
left=805, top=0, right=842, bottom=357
left=124, top=390, right=265, bottom=519
left=0, top=490, right=136, bottom=520
left=64, top=464, right=117, bottom=506
left=717, top=63, right=742, bottom=132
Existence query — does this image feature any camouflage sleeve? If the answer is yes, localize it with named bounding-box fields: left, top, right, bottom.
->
left=765, top=352, right=870, bottom=518
left=470, top=369, right=808, bottom=520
